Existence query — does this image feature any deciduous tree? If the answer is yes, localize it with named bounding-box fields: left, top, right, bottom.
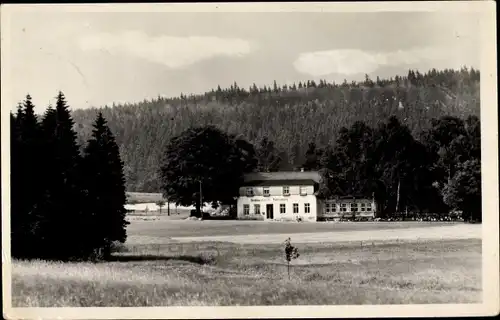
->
left=442, top=159, right=481, bottom=222
left=159, top=125, right=257, bottom=216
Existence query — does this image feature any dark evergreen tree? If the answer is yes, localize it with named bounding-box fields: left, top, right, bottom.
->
left=302, top=142, right=323, bottom=171
left=38, top=92, right=83, bottom=260
left=81, top=112, right=129, bottom=259
left=273, top=80, right=279, bottom=94
left=11, top=96, right=44, bottom=259
left=10, top=108, right=24, bottom=257
left=256, top=136, right=282, bottom=172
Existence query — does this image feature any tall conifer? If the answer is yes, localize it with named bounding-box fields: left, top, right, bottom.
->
left=39, top=92, right=83, bottom=260
left=10, top=108, right=23, bottom=257
left=81, top=112, right=129, bottom=259
left=11, top=95, right=44, bottom=258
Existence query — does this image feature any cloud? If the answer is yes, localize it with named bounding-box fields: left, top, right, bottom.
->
left=78, top=31, right=254, bottom=68
left=293, top=47, right=451, bottom=76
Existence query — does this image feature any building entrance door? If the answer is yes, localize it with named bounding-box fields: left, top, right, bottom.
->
left=266, top=204, right=274, bottom=220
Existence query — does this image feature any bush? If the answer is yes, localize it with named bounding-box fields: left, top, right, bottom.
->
left=110, top=241, right=129, bottom=253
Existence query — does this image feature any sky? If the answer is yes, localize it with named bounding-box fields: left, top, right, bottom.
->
left=3, top=5, right=483, bottom=113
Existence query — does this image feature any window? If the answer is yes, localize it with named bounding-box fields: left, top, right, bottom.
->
left=360, top=203, right=366, bottom=212
left=246, top=188, right=254, bottom=197
left=283, top=186, right=290, bottom=195
left=254, top=204, right=260, bottom=215
left=243, top=204, right=250, bottom=215
left=325, top=203, right=331, bottom=213
left=293, top=203, right=299, bottom=214
left=332, top=204, right=337, bottom=212
left=351, top=203, right=358, bottom=212
left=300, top=186, right=307, bottom=195
left=340, top=203, right=347, bottom=212
left=280, top=204, right=286, bottom=214
left=367, top=203, right=373, bottom=211
left=304, top=203, right=310, bottom=213
left=263, top=187, right=270, bottom=196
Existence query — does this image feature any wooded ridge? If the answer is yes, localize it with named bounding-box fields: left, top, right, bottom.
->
left=65, top=68, right=479, bottom=193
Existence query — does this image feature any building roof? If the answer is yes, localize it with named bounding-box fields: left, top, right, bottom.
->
left=242, top=179, right=317, bottom=187
left=243, top=171, right=321, bottom=183
left=325, top=195, right=374, bottom=200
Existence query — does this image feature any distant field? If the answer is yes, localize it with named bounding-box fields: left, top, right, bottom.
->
left=126, top=220, right=464, bottom=242
left=126, top=192, right=163, bottom=204
left=12, top=239, right=482, bottom=306
left=126, top=209, right=191, bottom=220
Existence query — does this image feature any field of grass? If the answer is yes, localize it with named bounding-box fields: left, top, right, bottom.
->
left=126, top=219, right=461, bottom=240
left=127, top=209, right=191, bottom=221
left=12, top=239, right=482, bottom=306
left=126, top=192, right=163, bottom=204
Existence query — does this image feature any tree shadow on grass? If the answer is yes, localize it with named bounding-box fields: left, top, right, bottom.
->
left=108, top=254, right=211, bottom=264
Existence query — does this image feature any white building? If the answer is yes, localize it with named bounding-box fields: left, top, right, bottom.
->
left=236, top=171, right=377, bottom=222
left=236, top=171, right=321, bottom=222
left=318, top=196, right=377, bottom=221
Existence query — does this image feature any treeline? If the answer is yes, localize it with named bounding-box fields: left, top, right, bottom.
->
left=71, top=67, right=480, bottom=192
left=10, top=93, right=129, bottom=261
left=158, top=116, right=481, bottom=221
left=315, top=115, right=481, bottom=221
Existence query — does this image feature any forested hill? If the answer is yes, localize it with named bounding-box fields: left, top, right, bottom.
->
left=71, top=67, right=480, bottom=193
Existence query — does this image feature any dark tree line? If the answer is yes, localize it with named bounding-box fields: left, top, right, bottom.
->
left=11, top=92, right=129, bottom=261
left=159, top=115, right=481, bottom=223
left=71, top=67, right=480, bottom=193
left=316, top=115, right=481, bottom=221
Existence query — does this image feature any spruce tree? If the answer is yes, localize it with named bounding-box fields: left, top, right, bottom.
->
left=11, top=95, right=44, bottom=258
left=39, top=92, right=83, bottom=260
left=10, top=109, right=24, bottom=257
left=38, top=105, right=57, bottom=256
left=19, top=95, right=43, bottom=215
left=81, top=112, right=129, bottom=259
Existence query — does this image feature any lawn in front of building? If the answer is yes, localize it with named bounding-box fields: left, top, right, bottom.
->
left=126, top=219, right=462, bottom=239
left=12, top=238, right=481, bottom=307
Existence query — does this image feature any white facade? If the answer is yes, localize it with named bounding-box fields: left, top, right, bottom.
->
left=235, top=171, right=379, bottom=222
left=318, top=198, right=377, bottom=220
left=237, top=184, right=318, bottom=222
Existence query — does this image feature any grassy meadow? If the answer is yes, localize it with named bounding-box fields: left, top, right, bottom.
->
left=126, top=220, right=461, bottom=239
left=126, top=209, right=191, bottom=221
left=12, top=237, right=481, bottom=306
left=126, top=192, right=163, bottom=204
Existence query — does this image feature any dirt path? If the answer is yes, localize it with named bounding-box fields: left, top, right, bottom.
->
left=170, top=224, right=482, bottom=244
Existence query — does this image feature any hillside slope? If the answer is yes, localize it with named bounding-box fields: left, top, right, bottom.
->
left=72, top=68, right=480, bottom=192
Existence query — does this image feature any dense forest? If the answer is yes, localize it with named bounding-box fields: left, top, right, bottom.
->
left=11, top=93, right=129, bottom=261
left=70, top=67, right=480, bottom=193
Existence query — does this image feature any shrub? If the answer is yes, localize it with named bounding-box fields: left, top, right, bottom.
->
left=284, top=237, right=300, bottom=280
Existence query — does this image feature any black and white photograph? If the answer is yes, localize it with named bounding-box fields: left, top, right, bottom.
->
left=1, top=2, right=498, bottom=319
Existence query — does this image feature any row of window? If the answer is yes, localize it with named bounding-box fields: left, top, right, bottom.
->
left=246, top=186, right=308, bottom=197
left=243, top=203, right=311, bottom=215
left=325, top=202, right=373, bottom=213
